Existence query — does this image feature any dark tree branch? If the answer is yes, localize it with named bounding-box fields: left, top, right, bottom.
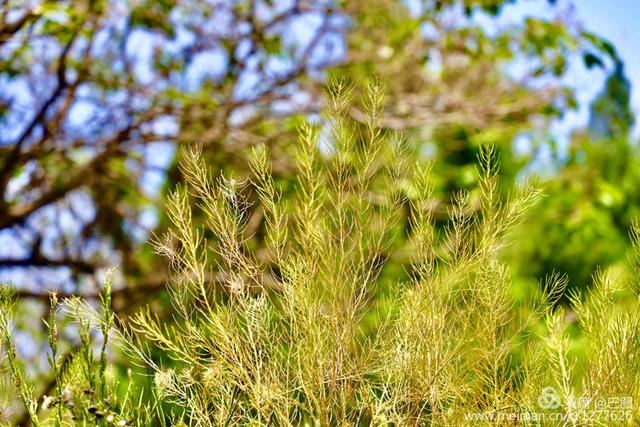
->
left=0, top=257, right=95, bottom=273
left=0, top=10, right=36, bottom=45
left=0, top=30, right=78, bottom=194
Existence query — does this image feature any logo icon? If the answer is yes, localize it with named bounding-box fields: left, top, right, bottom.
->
left=537, top=386, right=562, bottom=410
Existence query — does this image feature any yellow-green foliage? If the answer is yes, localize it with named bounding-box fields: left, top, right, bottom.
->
left=1, top=82, right=640, bottom=426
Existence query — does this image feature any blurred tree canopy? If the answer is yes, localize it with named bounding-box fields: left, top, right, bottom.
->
left=3, top=1, right=640, bottom=423
left=0, top=0, right=632, bottom=308
left=510, top=60, right=639, bottom=292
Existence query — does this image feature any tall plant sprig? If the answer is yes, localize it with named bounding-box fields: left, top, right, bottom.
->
left=99, top=270, right=115, bottom=402
left=120, top=81, right=556, bottom=425
left=44, top=292, right=62, bottom=426
left=0, top=287, right=40, bottom=427
left=371, top=145, right=569, bottom=424
left=121, top=81, right=409, bottom=424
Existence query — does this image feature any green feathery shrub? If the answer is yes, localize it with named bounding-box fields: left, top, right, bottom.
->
left=1, top=82, right=639, bottom=426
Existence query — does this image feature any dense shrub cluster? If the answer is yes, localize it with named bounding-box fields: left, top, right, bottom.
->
left=1, top=83, right=639, bottom=426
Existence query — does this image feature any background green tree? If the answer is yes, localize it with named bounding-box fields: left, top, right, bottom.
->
left=509, top=58, right=640, bottom=293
